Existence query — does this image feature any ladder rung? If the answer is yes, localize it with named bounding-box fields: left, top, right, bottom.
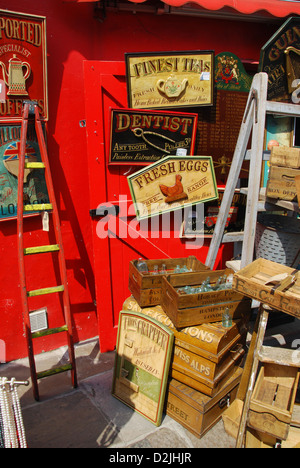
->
left=32, top=325, right=68, bottom=339
left=27, top=285, right=64, bottom=297
left=25, top=162, right=45, bottom=169
left=24, top=245, right=60, bottom=255
left=23, top=203, right=53, bottom=212
left=36, top=364, right=73, bottom=380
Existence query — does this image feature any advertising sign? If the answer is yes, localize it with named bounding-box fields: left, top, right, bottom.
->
left=109, top=108, right=198, bottom=165
left=127, top=155, right=218, bottom=221
left=112, top=310, right=174, bottom=426
left=0, top=10, right=48, bottom=121
left=125, top=50, right=214, bottom=109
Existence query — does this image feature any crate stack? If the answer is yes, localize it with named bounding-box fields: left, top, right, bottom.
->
left=126, top=256, right=252, bottom=438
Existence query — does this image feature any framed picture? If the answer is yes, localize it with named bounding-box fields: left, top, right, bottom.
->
left=112, top=310, right=174, bottom=426
left=109, top=108, right=198, bottom=165
left=125, top=50, right=214, bottom=110
left=0, top=9, right=48, bottom=121
left=0, top=122, right=49, bottom=221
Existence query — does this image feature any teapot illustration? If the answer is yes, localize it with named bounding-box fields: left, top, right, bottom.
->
left=157, top=75, right=188, bottom=98
left=0, top=55, right=31, bottom=96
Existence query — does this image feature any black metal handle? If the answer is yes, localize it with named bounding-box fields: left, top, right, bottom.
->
left=89, top=205, right=120, bottom=219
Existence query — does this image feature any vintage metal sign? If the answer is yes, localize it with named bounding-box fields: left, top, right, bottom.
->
left=0, top=123, right=49, bottom=220
left=0, top=10, right=48, bottom=121
left=112, top=310, right=174, bottom=426
left=109, top=108, right=198, bottom=165
left=259, top=17, right=300, bottom=102
left=125, top=50, right=214, bottom=109
left=128, top=155, right=218, bottom=221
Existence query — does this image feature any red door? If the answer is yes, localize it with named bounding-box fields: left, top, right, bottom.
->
left=84, top=61, right=229, bottom=352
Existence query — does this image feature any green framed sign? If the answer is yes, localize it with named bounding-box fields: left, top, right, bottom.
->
left=127, top=155, right=218, bottom=221
left=112, top=310, right=174, bottom=426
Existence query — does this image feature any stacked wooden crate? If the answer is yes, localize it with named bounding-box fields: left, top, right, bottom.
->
left=126, top=258, right=252, bottom=438
left=266, top=146, right=300, bottom=202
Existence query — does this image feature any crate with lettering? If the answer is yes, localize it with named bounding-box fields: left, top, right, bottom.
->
left=266, top=146, right=300, bottom=201
left=122, top=297, right=250, bottom=397
left=166, top=367, right=242, bottom=439
left=129, top=256, right=209, bottom=308
left=161, top=268, right=251, bottom=328
left=232, top=258, right=300, bottom=319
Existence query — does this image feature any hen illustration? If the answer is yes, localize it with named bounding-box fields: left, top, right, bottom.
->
left=159, top=174, right=188, bottom=204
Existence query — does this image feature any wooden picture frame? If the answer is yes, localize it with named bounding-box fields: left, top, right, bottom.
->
left=125, top=50, right=214, bottom=110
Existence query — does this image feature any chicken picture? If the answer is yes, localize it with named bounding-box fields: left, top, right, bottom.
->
left=159, top=174, right=188, bottom=204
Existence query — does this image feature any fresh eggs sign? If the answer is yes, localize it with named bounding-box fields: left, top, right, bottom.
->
left=0, top=10, right=48, bottom=121
left=128, top=155, right=218, bottom=221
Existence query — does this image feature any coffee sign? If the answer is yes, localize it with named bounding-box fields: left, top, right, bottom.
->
left=128, top=155, right=218, bottom=221
left=0, top=10, right=48, bottom=121
left=125, top=51, right=214, bottom=109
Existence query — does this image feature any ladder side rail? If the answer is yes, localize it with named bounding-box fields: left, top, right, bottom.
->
left=205, top=91, right=256, bottom=269
left=240, top=73, right=268, bottom=269
left=17, top=104, right=39, bottom=400
left=34, top=107, right=77, bottom=388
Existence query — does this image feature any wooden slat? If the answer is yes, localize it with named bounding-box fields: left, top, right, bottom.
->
left=36, top=364, right=72, bottom=380
left=24, top=162, right=45, bottom=169
left=23, top=203, right=53, bottom=212
left=32, top=325, right=68, bottom=339
left=27, top=285, right=64, bottom=297
left=24, top=244, right=60, bottom=255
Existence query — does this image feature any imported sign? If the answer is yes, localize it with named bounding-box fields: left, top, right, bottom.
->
left=112, top=310, right=174, bottom=426
left=125, top=50, right=214, bottom=109
left=109, top=108, right=198, bottom=164
left=0, top=10, right=48, bottom=121
left=128, top=155, right=218, bottom=221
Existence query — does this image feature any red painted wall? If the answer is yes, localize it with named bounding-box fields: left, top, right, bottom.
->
left=0, top=0, right=281, bottom=361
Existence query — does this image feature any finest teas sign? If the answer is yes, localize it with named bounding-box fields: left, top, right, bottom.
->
left=125, top=51, right=214, bottom=109
left=0, top=10, right=48, bottom=121
left=128, top=155, right=218, bottom=221
left=112, top=310, right=174, bottom=426
left=109, top=108, right=198, bottom=165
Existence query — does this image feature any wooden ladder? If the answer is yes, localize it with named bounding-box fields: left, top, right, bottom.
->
left=204, top=72, right=300, bottom=447
left=205, top=72, right=300, bottom=272
left=17, top=101, right=77, bottom=401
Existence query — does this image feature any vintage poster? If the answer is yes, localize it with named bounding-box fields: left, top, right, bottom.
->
left=0, top=123, right=49, bottom=220
left=0, top=10, right=48, bottom=121
left=125, top=51, right=214, bottom=109
left=109, top=108, right=198, bottom=164
left=128, top=155, right=218, bottom=221
left=112, top=310, right=174, bottom=426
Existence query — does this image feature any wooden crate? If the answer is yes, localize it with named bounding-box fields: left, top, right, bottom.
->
left=129, top=256, right=209, bottom=307
left=232, top=258, right=300, bottom=319
left=161, top=268, right=251, bottom=328
left=266, top=165, right=299, bottom=201
left=248, top=363, right=300, bottom=440
left=166, top=367, right=242, bottom=439
left=269, top=146, right=300, bottom=169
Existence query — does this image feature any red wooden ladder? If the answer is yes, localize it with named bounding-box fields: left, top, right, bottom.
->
left=17, top=101, right=77, bottom=401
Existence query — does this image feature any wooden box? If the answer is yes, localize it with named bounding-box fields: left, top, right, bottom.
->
left=161, top=268, right=251, bottom=328
left=269, top=146, right=300, bottom=169
left=129, top=256, right=209, bottom=307
left=171, top=339, right=245, bottom=397
left=266, top=165, right=300, bottom=201
left=232, top=258, right=300, bottom=319
left=166, top=367, right=242, bottom=439
left=249, top=363, right=300, bottom=440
